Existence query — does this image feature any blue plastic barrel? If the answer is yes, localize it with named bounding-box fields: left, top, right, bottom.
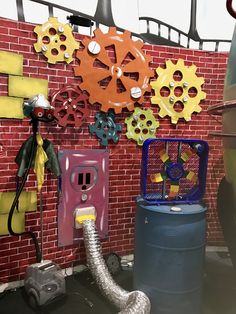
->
left=133, top=198, right=207, bottom=314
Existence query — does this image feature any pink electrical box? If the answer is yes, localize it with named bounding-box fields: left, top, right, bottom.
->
left=57, top=149, right=109, bottom=247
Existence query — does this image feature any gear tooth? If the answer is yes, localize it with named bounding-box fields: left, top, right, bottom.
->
left=34, top=25, right=40, bottom=34
left=194, top=105, right=202, bottom=113
left=151, top=96, right=161, bottom=104
left=126, top=103, right=135, bottom=112
left=165, top=59, right=173, bottom=68
left=126, top=132, right=131, bottom=139
left=135, top=40, right=144, bottom=50
left=171, top=116, right=178, bottom=124
left=108, top=27, right=117, bottom=35
left=82, top=37, right=90, bottom=46
left=146, top=68, right=153, bottom=77
left=184, top=115, right=191, bottom=122
left=117, top=124, right=122, bottom=132
left=33, top=43, right=41, bottom=52
left=74, top=41, right=80, bottom=49
left=49, top=16, right=58, bottom=23
left=145, top=55, right=153, bottom=65
left=114, top=106, right=122, bottom=114
left=79, top=82, right=87, bottom=91
left=89, top=95, right=96, bottom=104
left=155, top=67, right=163, bottom=76
left=123, top=29, right=131, bottom=38
left=100, top=104, right=108, bottom=112
left=198, top=77, right=205, bottom=86
left=200, top=91, right=207, bottom=99
left=150, top=80, right=157, bottom=88
left=94, top=28, right=104, bottom=37
left=190, top=64, right=197, bottom=73
left=65, top=57, right=73, bottom=64
left=158, top=109, right=166, bottom=118
left=177, top=59, right=185, bottom=67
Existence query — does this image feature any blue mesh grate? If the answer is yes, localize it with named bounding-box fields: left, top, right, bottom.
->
left=141, top=138, right=209, bottom=204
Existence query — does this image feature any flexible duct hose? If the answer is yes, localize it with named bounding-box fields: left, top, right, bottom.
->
left=82, top=219, right=151, bottom=314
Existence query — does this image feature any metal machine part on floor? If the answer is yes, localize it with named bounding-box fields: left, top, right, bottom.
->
left=24, top=260, right=65, bottom=308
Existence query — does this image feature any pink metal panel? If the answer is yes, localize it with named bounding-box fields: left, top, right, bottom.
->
left=57, top=149, right=109, bottom=247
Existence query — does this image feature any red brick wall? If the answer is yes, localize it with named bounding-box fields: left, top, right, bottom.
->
left=0, top=18, right=227, bottom=283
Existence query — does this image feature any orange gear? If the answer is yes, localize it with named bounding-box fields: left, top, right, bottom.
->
left=74, top=27, right=153, bottom=114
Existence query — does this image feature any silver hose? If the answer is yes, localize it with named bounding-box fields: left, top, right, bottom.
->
left=82, top=219, right=151, bottom=314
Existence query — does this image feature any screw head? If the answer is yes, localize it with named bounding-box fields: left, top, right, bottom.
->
left=133, top=115, right=139, bottom=121
left=88, top=41, right=101, bottom=55
left=169, top=81, right=175, bottom=88
left=183, top=96, right=188, bottom=103
left=58, top=26, right=64, bottom=33
left=68, top=98, right=72, bottom=103
left=139, top=135, right=144, bottom=142
left=41, top=45, right=47, bottom=52
left=64, top=52, right=70, bottom=59
left=183, top=82, right=188, bottom=88
left=131, top=87, right=142, bottom=99
left=169, top=96, right=175, bottom=103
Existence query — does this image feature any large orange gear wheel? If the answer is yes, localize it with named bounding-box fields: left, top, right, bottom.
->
left=74, top=27, right=153, bottom=114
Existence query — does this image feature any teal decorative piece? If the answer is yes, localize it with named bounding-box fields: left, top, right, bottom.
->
left=89, top=111, right=122, bottom=146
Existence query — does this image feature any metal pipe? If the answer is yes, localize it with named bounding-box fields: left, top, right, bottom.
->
left=82, top=219, right=151, bottom=314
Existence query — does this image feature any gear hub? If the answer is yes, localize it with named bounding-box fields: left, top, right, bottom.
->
left=151, top=59, right=206, bottom=124
left=89, top=111, right=122, bottom=146
left=51, top=85, right=90, bottom=127
left=125, top=107, right=159, bottom=146
left=34, top=17, right=79, bottom=64
left=74, top=27, right=153, bottom=113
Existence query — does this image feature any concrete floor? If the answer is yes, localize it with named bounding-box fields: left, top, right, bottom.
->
left=0, top=251, right=236, bottom=314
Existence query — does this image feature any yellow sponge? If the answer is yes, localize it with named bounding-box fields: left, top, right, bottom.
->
left=0, top=191, right=37, bottom=214
left=8, top=75, right=48, bottom=98
left=0, top=51, right=23, bottom=75
left=0, top=212, right=25, bottom=236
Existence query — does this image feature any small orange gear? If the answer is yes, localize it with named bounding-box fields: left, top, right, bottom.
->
left=74, top=27, right=153, bottom=114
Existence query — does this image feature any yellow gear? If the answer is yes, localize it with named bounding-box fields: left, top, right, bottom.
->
left=151, top=59, right=206, bottom=124
left=125, top=107, right=159, bottom=146
left=34, top=17, right=79, bottom=64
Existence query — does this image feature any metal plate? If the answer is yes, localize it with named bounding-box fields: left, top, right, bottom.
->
left=57, top=149, right=109, bottom=246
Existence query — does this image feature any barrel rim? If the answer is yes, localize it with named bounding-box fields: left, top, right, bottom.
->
left=207, top=100, right=236, bottom=116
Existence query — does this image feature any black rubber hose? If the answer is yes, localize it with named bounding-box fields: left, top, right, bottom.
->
left=226, top=0, right=236, bottom=19
left=7, top=120, right=41, bottom=263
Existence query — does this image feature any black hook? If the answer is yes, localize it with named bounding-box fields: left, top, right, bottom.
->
left=226, top=0, right=236, bottom=19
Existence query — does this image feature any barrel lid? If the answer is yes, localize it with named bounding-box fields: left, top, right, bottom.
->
left=207, top=100, right=236, bottom=116
left=136, top=197, right=207, bottom=215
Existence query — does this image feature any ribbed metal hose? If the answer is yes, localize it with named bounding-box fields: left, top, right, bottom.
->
left=82, top=219, right=151, bottom=314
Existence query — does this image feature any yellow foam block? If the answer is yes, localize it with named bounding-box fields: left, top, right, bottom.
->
left=0, top=212, right=25, bottom=236
left=8, top=75, right=48, bottom=98
left=0, top=191, right=37, bottom=214
left=0, top=51, right=23, bottom=76
left=0, top=96, right=24, bottom=119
